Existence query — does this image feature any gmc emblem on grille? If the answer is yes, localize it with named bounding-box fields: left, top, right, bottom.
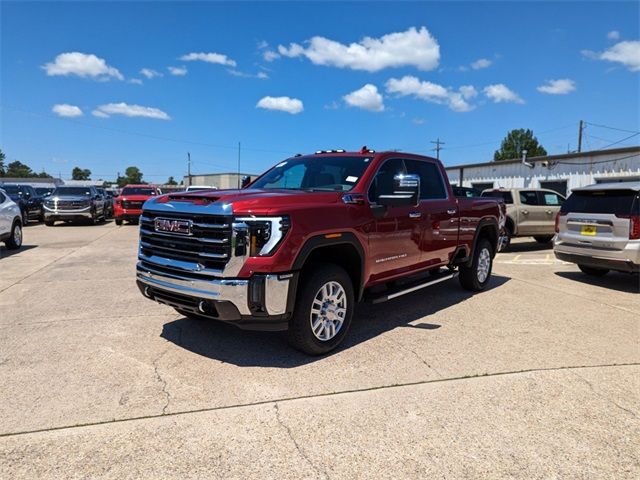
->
left=154, top=217, right=192, bottom=236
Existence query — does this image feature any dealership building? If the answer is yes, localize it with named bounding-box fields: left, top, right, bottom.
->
left=445, top=146, right=640, bottom=196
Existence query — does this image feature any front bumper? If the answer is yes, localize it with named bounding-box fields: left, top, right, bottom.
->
left=115, top=208, right=142, bottom=220
left=44, top=205, right=92, bottom=220
left=136, top=262, right=294, bottom=331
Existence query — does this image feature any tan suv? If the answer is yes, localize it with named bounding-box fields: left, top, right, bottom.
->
left=554, top=182, right=640, bottom=275
left=481, top=188, right=565, bottom=249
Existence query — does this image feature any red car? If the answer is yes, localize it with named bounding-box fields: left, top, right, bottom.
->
left=136, top=149, right=505, bottom=354
left=114, top=185, right=162, bottom=225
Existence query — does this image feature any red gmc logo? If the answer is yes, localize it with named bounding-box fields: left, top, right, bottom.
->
left=154, top=217, right=192, bottom=235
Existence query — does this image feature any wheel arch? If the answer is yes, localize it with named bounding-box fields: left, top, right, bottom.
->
left=465, top=218, right=499, bottom=267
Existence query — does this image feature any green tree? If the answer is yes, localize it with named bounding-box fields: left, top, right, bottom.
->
left=494, top=129, right=547, bottom=161
left=71, top=166, right=91, bottom=180
left=166, top=176, right=178, bottom=185
left=117, top=166, right=144, bottom=187
left=0, top=149, right=5, bottom=176
left=5, top=160, right=35, bottom=177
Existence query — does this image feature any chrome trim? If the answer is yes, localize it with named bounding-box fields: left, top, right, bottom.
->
left=139, top=241, right=228, bottom=259
left=144, top=197, right=233, bottom=216
left=140, top=215, right=229, bottom=230
left=43, top=205, right=91, bottom=213
left=235, top=216, right=287, bottom=256
left=140, top=227, right=228, bottom=244
left=138, top=252, right=224, bottom=276
left=137, top=263, right=251, bottom=315
left=264, top=274, right=290, bottom=315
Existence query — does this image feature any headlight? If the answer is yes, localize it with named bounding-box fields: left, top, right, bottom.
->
left=234, top=216, right=290, bottom=256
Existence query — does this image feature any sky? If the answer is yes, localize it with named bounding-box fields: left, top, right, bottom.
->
left=1, top=1, right=639, bottom=183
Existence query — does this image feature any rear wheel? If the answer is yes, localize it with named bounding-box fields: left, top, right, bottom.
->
left=5, top=221, right=22, bottom=249
left=578, top=265, right=609, bottom=277
left=115, top=218, right=123, bottom=226
left=459, top=238, right=493, bottom=291
left=534, top=235, right=554, bottom=244
left=288, top=264, right=354, bottom=355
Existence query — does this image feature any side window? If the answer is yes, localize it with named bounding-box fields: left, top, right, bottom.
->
left=0, top=192, right=5, bottom=203
left=540, top=192, right=563, bottom=206
left=519, top=191, right=539, bottom=206
left=368, top=158, right=406, bottom=202
left=405, top=160, right=447, bottom=200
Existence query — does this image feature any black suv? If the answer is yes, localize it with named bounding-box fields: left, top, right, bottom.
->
left=0, top=184, right=44, bottom=224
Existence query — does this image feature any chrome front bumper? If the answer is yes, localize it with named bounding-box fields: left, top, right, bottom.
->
left=136, top=262, right=292, bottom=318
left=44, top=205, right=92, bottom=218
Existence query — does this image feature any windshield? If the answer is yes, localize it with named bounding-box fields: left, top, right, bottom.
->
left=249, top=156, right=372, bottom=192
left=122, top=187, right=156, bottom=195
left=53, top=187, right=92, bottom=196
left=36, top=188, right=54, bottom=195
left=562, top=190, right=639, bottom=215
left=2, top=185, right=23, bottom=195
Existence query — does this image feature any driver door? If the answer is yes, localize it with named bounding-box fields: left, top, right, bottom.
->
left=366, top=158, right=423, bottom=281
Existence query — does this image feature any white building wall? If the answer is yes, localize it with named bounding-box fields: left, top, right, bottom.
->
left=446, top=149, right=640, bottom=193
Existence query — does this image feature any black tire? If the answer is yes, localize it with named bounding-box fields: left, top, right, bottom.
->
left=459, top=238, right=494, bottom=291
left=45, top=219, right=55, bottom=226
left=115, top=218, right=123, bottom=226
left=534, top=235, right=554, bottom=244
left=501, top=224, right=512, bottom=251
left=88, top=210, right=97, bottom=225
left=5, top=220, right=23, bottom=250
left=288, top=263, right=354, bottom=355
left=578, top=265, right=609, bottom=277
left=21, top=210, right=28, bottom=226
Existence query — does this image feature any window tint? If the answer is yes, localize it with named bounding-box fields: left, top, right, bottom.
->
left=561, top=190, right=639, bottom=215
left=368, top=159, right=406, bottom=201
left=540, top=192, right=563, bottom=206
left=405, top=160, right=447, bottom=200
left=481, top=190, right=513, bottom=204
left=0, top=192, right=5, bottom=203
left=519, top=191, right=539, bottom=205
left=53, top=187, right=93, bottom=196
left=121, top=187, right=156, bottom=196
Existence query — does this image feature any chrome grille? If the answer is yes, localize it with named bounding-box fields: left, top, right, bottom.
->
left=56, top=200, right=89, bottom=210
left=139, top=211, right=232, bottom=273
left=122, top=200, right=144, bottom=209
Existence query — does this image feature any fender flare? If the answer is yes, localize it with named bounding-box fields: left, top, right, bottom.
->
left=466, top=218, right=499, bottom=266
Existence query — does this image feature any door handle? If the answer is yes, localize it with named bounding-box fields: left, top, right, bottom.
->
left=522, top=210, right=529, bottom=215
left=447, top=208, right=457, bottom=215
left=409, top=211, right=422, bottom=219
left=546, top=210, right=553, bottom=215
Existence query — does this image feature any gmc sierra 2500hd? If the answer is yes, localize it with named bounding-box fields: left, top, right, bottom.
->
left=137, top=148, right=505, bottom=354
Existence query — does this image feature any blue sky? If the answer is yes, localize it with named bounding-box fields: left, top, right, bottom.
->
left=1, top=1, right=639, bottom=183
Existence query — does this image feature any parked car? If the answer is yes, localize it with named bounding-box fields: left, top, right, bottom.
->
left=0, top=184, right=44, bottom=225
left=34, top=187, right=55, bottom=198
left=43, top=186, right=107, bottom=226
left=136, top=148, right=505, bottom=354
left=96, top=187, right=114, bottom=218
left=0, top=188, right=23, bottom=250
left=554, top=182, right=639, bottom=275
left=185, top=185, right=218, bottom=192
left=452, top=186, right=482, bottom=198
left=114, top=185, right=162, bottom=225
left=481, top=188, right=565, bottom=248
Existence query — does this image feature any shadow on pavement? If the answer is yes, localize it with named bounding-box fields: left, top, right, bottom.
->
left=161, top=274, right=511, bottom=368
left=501, top=240, right=553, bottom=253
left=0, top=244, right=38, bottom=259
left=554, top=271, right=639, bottom=294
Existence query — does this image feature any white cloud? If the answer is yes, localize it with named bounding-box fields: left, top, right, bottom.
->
left=483, top=84, right=524, bottom=104
left=607, top=30, right=620, bottom=41
left=471, top=58, right=492, bottom=70
left=42, top=52, right=123, bottom=80
left=537, top=78, right=576, bottom=95
left=228, top=69, right=269, bottom=79
left=583, top=40, right=640, bottom=71
left=52, top=104, right=83, bottom=117
left=256, top=96, right=303, bottom=114
left=459, top=85, right=478, bottom=99
left=92, top=102, right=171, bottom=120
left=385, top=75, right=475, bottom=112
left=257, top=71, right=269, bottom=79
left=277, top=26, right=440, bottom=72
left=263, top=50, right=280, bottom=62
left=128, top=78, right=143, bottom=85
left=257, top=40, right=269, bottom=50
left=412, top=117, right=425, bottom=125
left=140, top=68, right=162, bottom=79
left=180, top=52, right=236, bottom=67
left=343, top=84, right=385, bottom=112
left=168, top=66, right=187, bottom=76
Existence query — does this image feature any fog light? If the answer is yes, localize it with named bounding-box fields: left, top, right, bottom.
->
left=143, top=286, right=152, bottom=298
left=198, top=300, right=208, bottom=313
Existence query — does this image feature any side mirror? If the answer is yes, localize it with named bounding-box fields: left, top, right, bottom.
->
left=377, top=173, right=420, bottom=207
left=241, top=175, right=251, bottom=189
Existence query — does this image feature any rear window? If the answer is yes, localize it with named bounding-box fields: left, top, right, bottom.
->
left=561, top=190, right=639, bottom=215
left=122, top=187, right=156, bottom=196
left=481, top=190, right=513, bottom=204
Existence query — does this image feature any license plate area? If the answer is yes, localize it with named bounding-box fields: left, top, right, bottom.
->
left=580, top=225, right=597, bottom=236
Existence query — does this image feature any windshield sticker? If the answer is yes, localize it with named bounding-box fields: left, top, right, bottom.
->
left=345, top=176, right=358, bottom=183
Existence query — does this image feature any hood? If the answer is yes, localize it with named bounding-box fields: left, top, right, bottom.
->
left=153, top=188, right=343, bottom=215
left=119, top=194, right=155, bottom=201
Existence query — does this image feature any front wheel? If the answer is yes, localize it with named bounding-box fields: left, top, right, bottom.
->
left=578, top=265, right=609, bottom=277
left=288, top=264, right=354, bottom=355
left=115, top=218, right=123, bottom=226
left=5, top=221, right=23, bottom=250
left=21, top=210, right=28, bottom=226
left=459, top=238, right=494, bottom=291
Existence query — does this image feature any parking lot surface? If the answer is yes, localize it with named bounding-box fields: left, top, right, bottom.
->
left=1, top=222, right=638, bottom=478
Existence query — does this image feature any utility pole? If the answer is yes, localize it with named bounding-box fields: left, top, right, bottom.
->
left=187, top=152, right=192, bottom=186
left=237, top=142, right=241, bottom=188
left=430, top=138, right=445, bottom=160
left=577, top=120, right=584, bottom=153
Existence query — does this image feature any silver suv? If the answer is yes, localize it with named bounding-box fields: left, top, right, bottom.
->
left=554, top=182, right=640, bottom=275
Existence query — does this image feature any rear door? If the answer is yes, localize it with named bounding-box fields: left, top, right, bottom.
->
left=405, top=159, right=459, bottom=267
left=559, top=189, right=639, bottom=250
left=517, top=190, right=548, bottom=235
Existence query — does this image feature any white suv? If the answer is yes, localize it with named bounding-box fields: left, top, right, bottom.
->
left=554, top=182, right=640, bottom=275
left=0, top=187, right=23, bottom=250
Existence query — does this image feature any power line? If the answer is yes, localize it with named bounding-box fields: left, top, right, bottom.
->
left=598, top=132, right=640, bottom=150
left=555, top=152, right=639, bottom=166
left=584, top=121, right=640, bottom=134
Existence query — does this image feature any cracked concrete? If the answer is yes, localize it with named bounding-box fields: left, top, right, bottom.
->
left=0, top=223, right=638, bottom=478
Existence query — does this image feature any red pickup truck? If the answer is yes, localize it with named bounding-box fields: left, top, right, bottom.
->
left=114, top=185, right=162, bottom=225
left=137, top=149, right=505, bottom=354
